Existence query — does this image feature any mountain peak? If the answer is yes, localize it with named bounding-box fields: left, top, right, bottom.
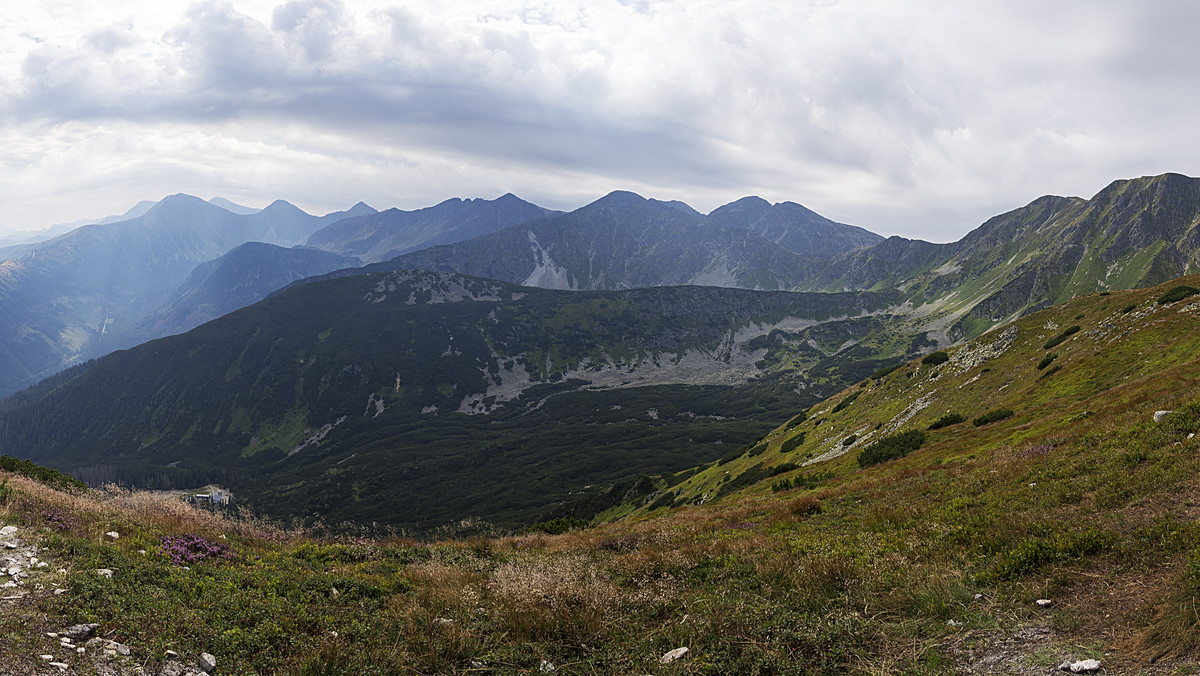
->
left=144, top=194, right=213, bottom=218
left=260, top=200, right=308, bottom=216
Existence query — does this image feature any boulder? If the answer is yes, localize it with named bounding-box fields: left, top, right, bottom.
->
left=1059, top=658, right=1101, bottom=673
left=199, top=653, right=218, bottom=671
left=61, top=623, right=100, bottom=640
left=660, top=647, right=689, bottom=664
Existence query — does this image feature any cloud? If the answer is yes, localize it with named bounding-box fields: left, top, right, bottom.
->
left=2, top=1, right=1200, bottom=241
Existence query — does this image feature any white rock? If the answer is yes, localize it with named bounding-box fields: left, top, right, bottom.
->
left=1154, top=410, right=1174, bottom=422
left=49, top=663, right=69, bottom=671
left=1060, top=658, right=1102, bottom=673
left=0, top=526, right=16, bottom=537
left=660, top=647, right=689, bottom=664
left=104, top=531, right=120, bottom=539
left=40, top=654, right=53, bottom=660
left=1036, top=598, right=1053, bottom=608
left=199, top=652, right=218, bottom=671
left=76, top=647, right=86, bottom=654
left=95, top=568, right=113, bottom=578
left=539, top=659, right=555, bottom=673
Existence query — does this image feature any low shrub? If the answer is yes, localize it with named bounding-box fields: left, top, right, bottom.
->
left=1038, top=364, right=1062, bottom=380
left=0, top=455, right=87, bottom=492
left=870, top=363, right=905, bottom=381
left=525, top=518, right=589, bottom=535
left=770, top=462, right=800, bottom=476
left=785, top=413, right=807, bottom=429
left=1036, top=353, right=1058, bottom=370
left=160, top=533, right=236, bottom=566
left=858, top=430, right=926, bottom=468
left=973, top=409, right=1014, bottom=427
left=841, top=435, right=857, bottom=446
left=1156, top=285, right=1200, bottom=305
left=922, top=351, right=950, bottom=366
left=927, top=413, right=965, bottom=431
left=832, top=391, right=862, bottom=413
left=1043, top=326, right=1080, bottom=350
left=780, top=433, right=806, bottom=454
left=1121, top=303, right=1137, bottom=313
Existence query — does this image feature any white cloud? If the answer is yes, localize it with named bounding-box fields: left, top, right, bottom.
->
left=2, top=1, right=1200, bottom=241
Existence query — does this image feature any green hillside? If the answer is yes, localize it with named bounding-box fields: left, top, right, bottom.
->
left=0, top=270, right=913, bottom=531
left=1, top=277, right=1200, bottom=673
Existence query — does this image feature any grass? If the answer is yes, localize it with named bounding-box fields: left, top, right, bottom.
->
left=4, top=277, right=1200, bottom=673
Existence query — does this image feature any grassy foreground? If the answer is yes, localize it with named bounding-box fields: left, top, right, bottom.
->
left=2, top=281, right=1200, bottom=674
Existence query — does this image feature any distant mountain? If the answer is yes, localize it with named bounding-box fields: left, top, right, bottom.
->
left=128, top=243, right=360, bottom=341
left=0, top=270, right=908, bottom=529
left=0, top=201, right=158, bottom=255
left=706, top=196, right=881, bottom=257
left=0, top=195, right=374, bottom=395
left=373, top=191, right=878, bottom=291
left=207, top=197, right=260, bottom=215
left=806, top=173, right=1200, bottom=339
left=306, top=193, right=560, bottom=263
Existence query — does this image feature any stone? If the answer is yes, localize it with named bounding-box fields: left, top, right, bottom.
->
left=539, top=659, right=555, bottom=673
left=116, top=642, right=132, bottom=656
left=96, top=568, right=114, bottom=578
left=1154, top=410, right=1174, bottom=422
left=434, top=618, right=454, bottom=626
left=199, top=652, right=217, bottom=671
left=1059, top=658, right=1101, bottom=673
left=161, top=659, right=185, bottom=676
left=0, top=526, right=16, bottom=537
left=62, top=623, right=100, bottom=640
left=660, top=647, right=689, bottom=664
left=40, top=654, right=54, bottom=661
left=105, top=531, right=120, bottom=540
left=49, top=663, right=69, bottom=671
left=1035, top=598, right=1053, bottom=608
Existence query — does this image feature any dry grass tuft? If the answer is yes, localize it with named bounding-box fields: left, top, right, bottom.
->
left=486, top=553, right=628, bottom=640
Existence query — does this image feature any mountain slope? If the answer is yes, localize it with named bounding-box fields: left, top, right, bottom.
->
left=2, top=280, right=1200, bottom=674
left=0, top=270, right=909, bottom=529
left=809, top=173, right=1200, bottom=340
left=0, top=195, right=374, bottom=395
left=129, top=243, right=360, bottom=341
left=305, top=193, right=560, bottom=263
left=706, top=195, right=881, bottom=257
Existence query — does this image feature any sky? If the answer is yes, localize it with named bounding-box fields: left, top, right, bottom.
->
left=3, top=1, right=1200, bottom=242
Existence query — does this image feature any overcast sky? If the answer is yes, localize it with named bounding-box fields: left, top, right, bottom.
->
left=2, top=1, right=1199, bottom=242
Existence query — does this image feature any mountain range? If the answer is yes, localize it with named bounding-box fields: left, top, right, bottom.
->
left=3, top=173, right=1200, bottom=530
